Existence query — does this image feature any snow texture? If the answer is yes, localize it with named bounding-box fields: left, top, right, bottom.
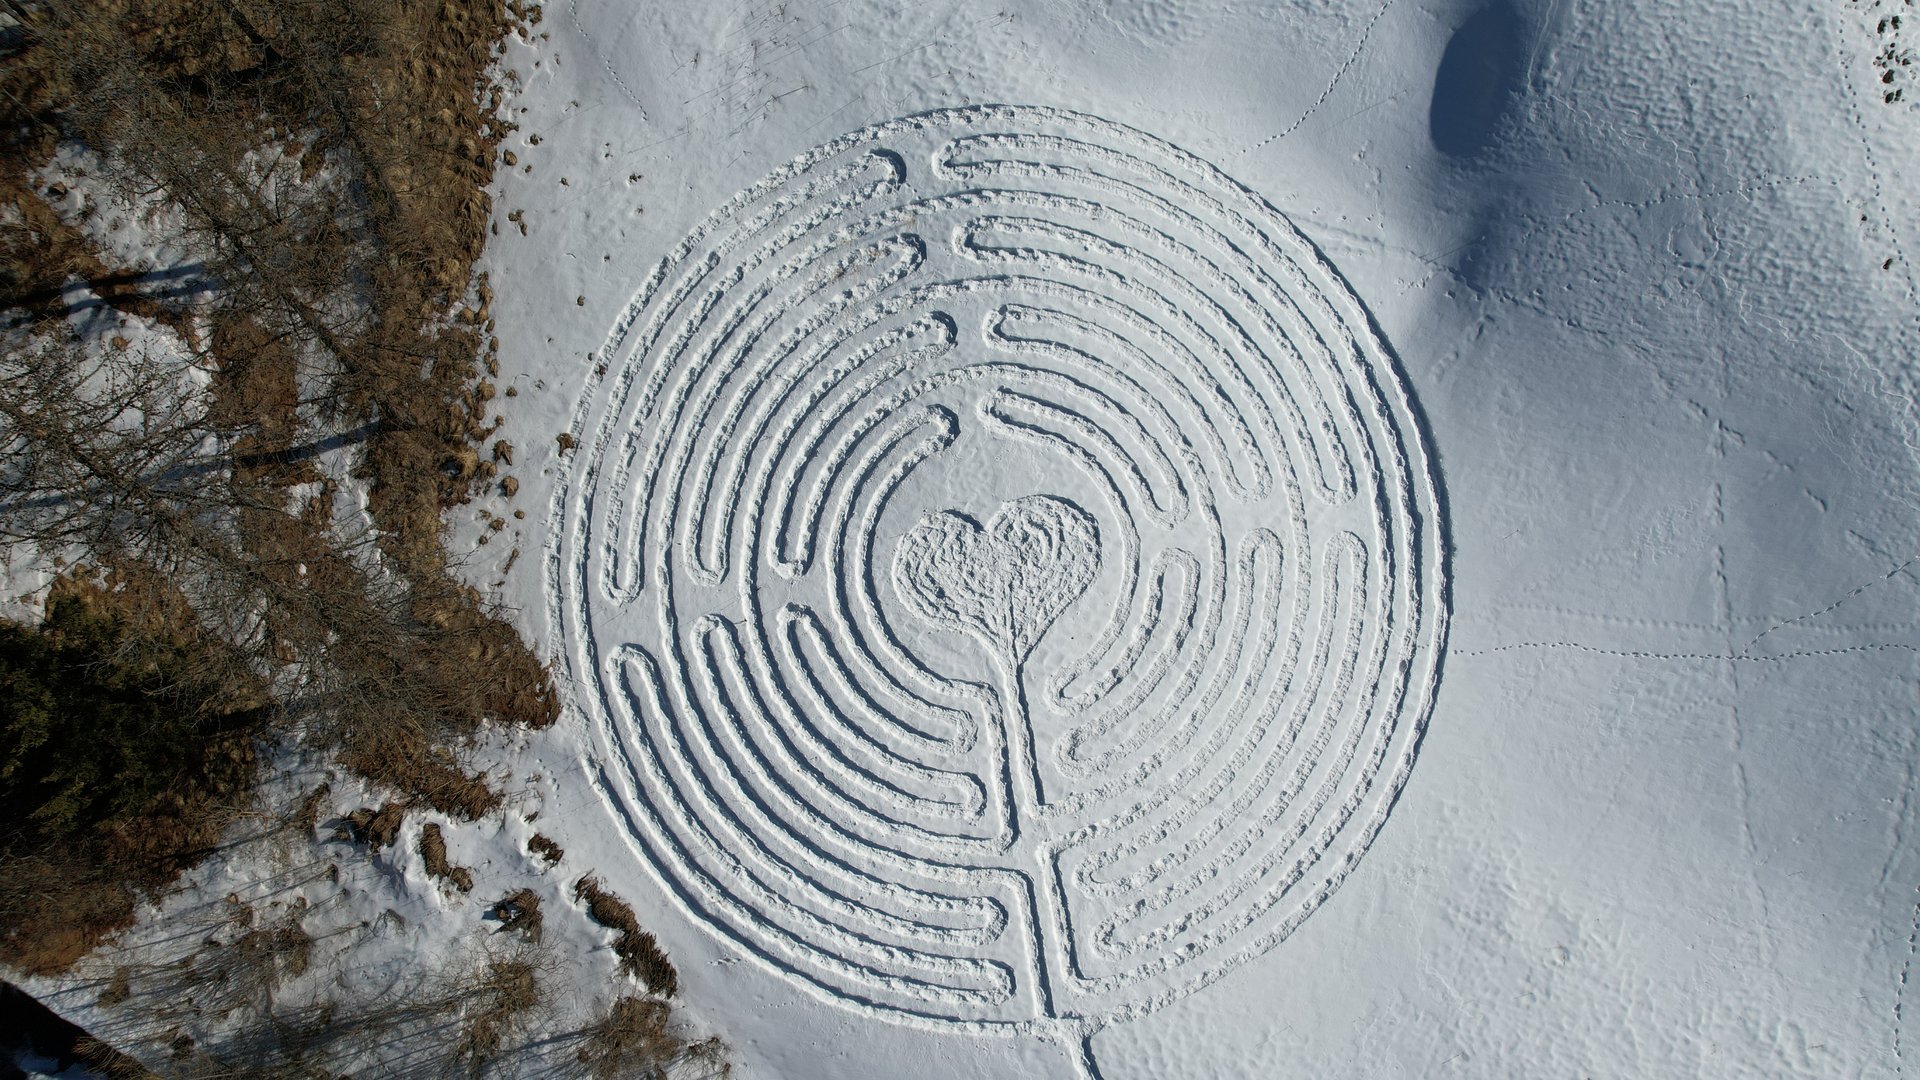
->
left=21, top=1, right=1920, bottom=1078
left=472, top=1, right=1920, bottom=1075
left=546, top=105, right=1446, bottom=1073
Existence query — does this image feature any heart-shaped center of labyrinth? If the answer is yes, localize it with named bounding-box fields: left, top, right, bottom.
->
left=892, top=493, right=1102, bottom=668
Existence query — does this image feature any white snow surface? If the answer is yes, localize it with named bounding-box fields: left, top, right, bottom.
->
left=487, top=0, right=1920, bottom=1076
left=24, top=1, right=1920, bottom=1078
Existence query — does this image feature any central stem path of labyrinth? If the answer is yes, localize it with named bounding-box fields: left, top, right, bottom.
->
left=549, top=105, right=1448, bottom=1076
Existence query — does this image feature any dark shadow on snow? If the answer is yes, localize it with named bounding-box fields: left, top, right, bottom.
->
left=1, top=263, right=220, bottom=330
left=0, top=420, right=384, bottom=514
left=1429, top=2, right=1524, bottom=158
left=0, top=981, right=132, bottom=1079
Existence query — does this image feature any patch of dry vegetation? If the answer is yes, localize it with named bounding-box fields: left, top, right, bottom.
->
left=575, top=995, right=730, bottom=1080
left=63, top=933, right=730, bottom=1080
left=0, top=0, right=556, bottom=972
left=0, top=2, right=726, bottom=1072
left=339, top=802, right=407, bottom=852
left=0, top=574, right=266, bottom=975
left=491, top=888, right=543, bottom=943
left=420, top=822, right=475, bottom=893
left=80, top=936, right=554, bottom=1079
left=288, top=784, right=329, bottom=837
left=183, top=901, right=313, bottom=1020
left=573, top=876, right=679, bottom=998
left=525, top=832, right=564, bottom=866
left=457, top=956, right=543, bottom=1069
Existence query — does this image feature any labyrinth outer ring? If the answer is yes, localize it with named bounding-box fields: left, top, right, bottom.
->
left=548, top=104, right=1449, bottom=1034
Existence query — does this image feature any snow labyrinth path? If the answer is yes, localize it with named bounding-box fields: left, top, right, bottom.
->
left=549, top=105, right=1448, bottom=1065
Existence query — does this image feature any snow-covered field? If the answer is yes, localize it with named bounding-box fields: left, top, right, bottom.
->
left=477, top=1, right=1920, bottom=1076
left=454, top=1, right=1920, bottom=1076
left=25, top=1, right=1920, bottom=1077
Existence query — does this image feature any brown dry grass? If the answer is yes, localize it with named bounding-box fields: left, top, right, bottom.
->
left=1, top=863, right=146, bottom=977
left=188, top=903, right=313, bottom=1019
left=71, top=1037, right=163, bottom=1080
left=418, top=823, right=474, bottom=893
left=526, top=832, right=564, bottom=866
left=289, top=783, right=331, bottom=836
left=457, top=957, right=542, bottom=1068
left=340, top=802, right=407, bottom=851
left=0, top=573, right=265, bottom=976
left=0, top=0, right=557, bottom=974
left=575, top=996, right=731, bottom=1080
left=339, top=734, right=501, bottom=822
left=575, top=996, right=676, bottom=1080
left=98, top=966, right=133, bottom=1007
left=573, top=876, right=679, bottom=997
left=81, top=938, right=571, bottom=1079
left=492, top=887, right=542, bottom=943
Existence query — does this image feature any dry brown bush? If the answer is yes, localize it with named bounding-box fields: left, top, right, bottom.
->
left=525, top=833, right=563, bottom=866
left=338, top=734, right=501, bottom=822
left=418, top=823, right=474, bottom=893
left=575, top=996, right=676, bottom=1080
left=573, top=876, right=678, bottom=998
left=0, top=573, right=266, bottom=976
left=75, top=1037, right=164, bottom=1080
left=98, top=966, right=133, bottom=1007
left=96, top=947, right=539, bottom=1079
left=288, top=784, right=330, bottom=837
left=339, top=802, right=407, bottom=851
left=179, top=901, right=313, bottom=1020
left=28, top=925, right=727, bottom=1080
left=0, top=857, right=145, bottom=976
left=574, top=996, right=731, bottom=1080
left=456, top=957, right=542, bottom=1070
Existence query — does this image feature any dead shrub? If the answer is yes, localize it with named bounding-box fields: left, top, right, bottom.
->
left=338, top=732, right=500, bottom=822
left=185, top=902, right=312, bottom=1019
left=0, top=575, right=266, bottom=974
left=573, top=995, right=731, bottom=1080
left=457, top=957, right=542, bottom=1070
left=98, top=965, right=132, bottom=1007
left=340, top=802, right=406, bottom=851
left=0, top=858, right=141, bottom=977
left=491, top=888, right=542, bottom=943
left=289, top=783, right=331, bottom=836
left=72, top=1036, right=161, bottom=1080
left=573, top=876, right=678, bottom=997
left=575, top=996, right=677, bottom=1080
left=526, top=832, right=563, bottom=866
left=418, top=822, right=474, bottom=893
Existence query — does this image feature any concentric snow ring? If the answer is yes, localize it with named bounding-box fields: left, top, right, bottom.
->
left=550, top=105, right=1448, bottom=1035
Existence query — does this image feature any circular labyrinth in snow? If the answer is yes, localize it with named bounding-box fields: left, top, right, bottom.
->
left=551, top=105, right=1447, bottom=1040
